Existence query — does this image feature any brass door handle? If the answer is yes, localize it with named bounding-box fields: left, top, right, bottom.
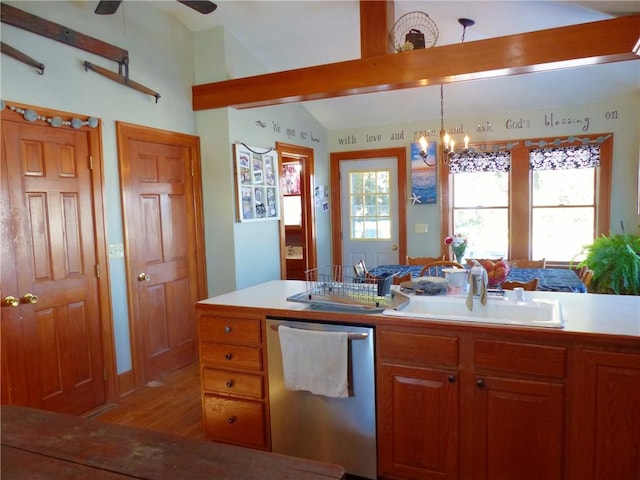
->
left=3, top=296, right=19, bottom=307
left=138, top=273, right=151, bottom=282
left=22, top=293, right=38, bottom=304
left=392, top=244, right=398, bottom=250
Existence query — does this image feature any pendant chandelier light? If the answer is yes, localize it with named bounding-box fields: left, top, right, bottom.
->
left=418, top=18, right=475, bottom=166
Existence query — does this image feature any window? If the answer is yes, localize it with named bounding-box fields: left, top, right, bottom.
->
left=441, top=135, right=612, bottom=264
left=450, top=151, right=511, bottom=260
left=349, top=170, right=391, bottom=239
left=530, top=145, right=601, bottom=261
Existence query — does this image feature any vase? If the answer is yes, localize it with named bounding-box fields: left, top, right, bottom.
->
left=454, top=253, right=463, bottom=264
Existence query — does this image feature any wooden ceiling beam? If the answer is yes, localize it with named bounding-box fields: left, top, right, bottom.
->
left=360, top=0, right=395, bottom=57
left=192, top=14, right=640, bottom=111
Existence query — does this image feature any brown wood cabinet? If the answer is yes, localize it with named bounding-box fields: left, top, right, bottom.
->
left=570, top=347, right=640, bottom=480
left=377, top=327, right=568, bottom=480
left=469, top=339, right=566, bottom=480
left=378, top=329, right=460, bottom=479
left=195, top=295, right=639, bottom=480
left=198, top=312, right=270, bottom=450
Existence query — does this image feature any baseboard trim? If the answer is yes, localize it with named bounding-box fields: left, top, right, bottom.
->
left=117, top=370, right=135, bottom=397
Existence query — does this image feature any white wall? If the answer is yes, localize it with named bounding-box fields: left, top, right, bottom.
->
left=328, top=91, right=640, bottom=258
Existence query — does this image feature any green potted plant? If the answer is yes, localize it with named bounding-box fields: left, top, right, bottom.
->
left=579, top=233, right=640, bottom=295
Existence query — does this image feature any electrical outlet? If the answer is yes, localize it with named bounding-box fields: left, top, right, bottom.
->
left=414, top=223, right=428, bottom=233
left=108, top=243, right=124, bottom=259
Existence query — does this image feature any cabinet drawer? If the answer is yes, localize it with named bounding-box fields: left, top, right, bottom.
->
left=203, top=395, right=267, bottom=449
left=202, top=367, right=264, bottom=399
left=474, top=339, right=566, bottom=378
left=201, top=343, right=263, bottom=371
left=200, top=316, right=262, bottom=345
left=380, top=330, right=459, bottom=366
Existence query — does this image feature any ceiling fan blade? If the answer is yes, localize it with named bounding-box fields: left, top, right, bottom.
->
left=94, top=0, right=123, bottom=15
left=177, top=1, right=217, bottom=14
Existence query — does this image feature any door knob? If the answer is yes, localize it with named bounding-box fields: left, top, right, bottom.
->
left=3, top=296, right=19, bottom=307
left=22, top=293, right=38, bottom=304
left=392, top=244, right=398, bottom=250
left=138, top=273, right=151, bottom=282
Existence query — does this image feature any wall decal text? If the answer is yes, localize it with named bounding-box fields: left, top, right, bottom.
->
left=506, top=118, right=531, bottom=129
left=544, top=113, right=590, bottom=132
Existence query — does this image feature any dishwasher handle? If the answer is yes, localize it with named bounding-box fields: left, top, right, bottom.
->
left=270, top=323, right=369, bottom=341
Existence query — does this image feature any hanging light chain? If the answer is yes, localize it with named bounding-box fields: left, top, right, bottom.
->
left=440, top=84, right=445, bottom=133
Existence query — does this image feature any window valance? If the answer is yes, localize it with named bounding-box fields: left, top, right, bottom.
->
left=529, top=145, right=601, bottom=171
left=449, top=151, right=511, bottom=173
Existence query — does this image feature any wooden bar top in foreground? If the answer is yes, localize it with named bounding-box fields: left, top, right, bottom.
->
left=0, top=405, right=345, bottom=480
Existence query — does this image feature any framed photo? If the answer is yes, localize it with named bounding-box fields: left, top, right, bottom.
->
left=234, top=143, right=280, bottom=222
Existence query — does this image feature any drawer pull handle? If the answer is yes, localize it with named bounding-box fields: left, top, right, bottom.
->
left=227, top=416, right=236, bottom=424
left=476, top=378, right=485, bottom=388
left=224, top=326, right=232, bottom=333
left=447, top=374, right=456, bottom=383
left=226, top=380, right=234, bottom=388
left=225, top=353, right=233, bottom=361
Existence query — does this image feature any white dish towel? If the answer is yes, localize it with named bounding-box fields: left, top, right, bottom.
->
left=278, top=326, right=349, bottom=398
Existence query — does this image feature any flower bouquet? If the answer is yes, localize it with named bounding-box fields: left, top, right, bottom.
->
left=445, top=234, right=467, bottom=264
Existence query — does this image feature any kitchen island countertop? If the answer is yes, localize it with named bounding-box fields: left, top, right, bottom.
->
left=197, top=280, right=640, bottom=340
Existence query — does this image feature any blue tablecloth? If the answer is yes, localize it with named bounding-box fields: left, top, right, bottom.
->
left=368, top=265, right=587, bottom=293
left=506, top=267, right=586, bottom=293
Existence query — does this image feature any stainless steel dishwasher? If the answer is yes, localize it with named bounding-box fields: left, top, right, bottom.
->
left=266, top=317, right=376, bottom=480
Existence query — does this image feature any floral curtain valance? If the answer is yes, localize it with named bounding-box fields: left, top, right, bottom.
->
left=529, top=145, right=600, bottom=171
left=449, top=151, right=511, bottom=173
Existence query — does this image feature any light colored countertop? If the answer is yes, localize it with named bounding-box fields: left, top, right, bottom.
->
left=198, top=280, right=640, bottom=340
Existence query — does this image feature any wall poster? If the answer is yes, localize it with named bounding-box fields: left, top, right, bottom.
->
left=410, top=141, right=437, bottom=204
left=234, top=143, right=280, bottom=222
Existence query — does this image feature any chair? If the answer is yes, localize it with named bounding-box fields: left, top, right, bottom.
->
left=392, top=272, right=412, bottom=285
left=510, top=258, right=546, bottom=268
left=502, top=278, right=539, bottom=291
left=419, top=260, right=465, bottom=277
left=580, top=268, right=594, bottom=289
left=406, top=255, right=444, bottom=266
left=571, top=265, right=587, bottom=279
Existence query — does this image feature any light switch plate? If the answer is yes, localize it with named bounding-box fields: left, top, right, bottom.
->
left=108, top=243, right=124, bottom=259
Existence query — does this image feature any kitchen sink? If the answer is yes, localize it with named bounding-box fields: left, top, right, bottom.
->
left=382, top=294, right=563, bottom=328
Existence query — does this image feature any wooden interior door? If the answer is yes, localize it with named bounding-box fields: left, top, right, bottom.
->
left=118, top=122, right=206, bottom=385
left=1, top=118, right=107, bottom=414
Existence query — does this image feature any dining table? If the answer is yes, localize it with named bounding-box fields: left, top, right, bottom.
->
left=367, top=265, right=587, bottom=293
left=0, top=405, right=346, bottom=480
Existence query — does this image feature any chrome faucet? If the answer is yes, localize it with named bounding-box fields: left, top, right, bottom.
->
left=465, top=261, right=488, bottom=311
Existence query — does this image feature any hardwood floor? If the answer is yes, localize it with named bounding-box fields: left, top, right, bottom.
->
left=90, top=361, right=206, bottom=440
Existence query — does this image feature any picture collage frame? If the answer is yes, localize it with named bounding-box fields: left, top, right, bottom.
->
left=234, top=143, right=280, bottom=222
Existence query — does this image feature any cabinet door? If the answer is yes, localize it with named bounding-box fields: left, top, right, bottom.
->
left=471, top=375, right=564, bottom=480
left=571, top=349, right=640, bottom=480
left=378, top=364, right=458, bottom=480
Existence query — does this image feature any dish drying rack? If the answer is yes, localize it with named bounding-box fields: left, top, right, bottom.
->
left=287, top=265, right=409, bottom=312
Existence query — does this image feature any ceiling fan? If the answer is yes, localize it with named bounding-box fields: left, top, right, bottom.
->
left=95, top=1, right=217, bottom=15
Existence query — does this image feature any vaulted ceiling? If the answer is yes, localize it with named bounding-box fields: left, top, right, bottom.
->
left=152, top=0, right=640, bottom=129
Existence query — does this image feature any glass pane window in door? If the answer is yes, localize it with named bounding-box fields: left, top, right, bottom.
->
left=452, top=171, right=509, bottom=260
left=349, top=170, right=391, bottom=240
